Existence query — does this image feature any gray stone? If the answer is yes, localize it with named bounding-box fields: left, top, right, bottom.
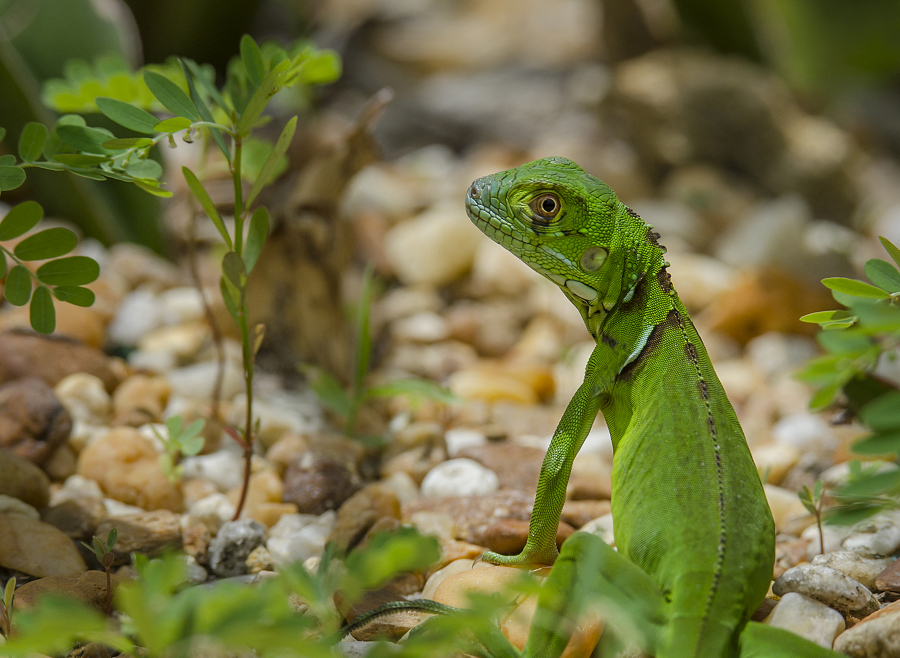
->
left=811, top=551, right=895, bottom=592
left=208, top=519, right=266, bottom=577
left=773, top=564, right=877, bottom=615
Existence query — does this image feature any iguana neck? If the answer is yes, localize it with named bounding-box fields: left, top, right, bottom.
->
left=568, top=204, right=673, bottom=345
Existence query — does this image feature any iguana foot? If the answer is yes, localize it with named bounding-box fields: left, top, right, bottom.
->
left=478, top=544, right=559, bottom=567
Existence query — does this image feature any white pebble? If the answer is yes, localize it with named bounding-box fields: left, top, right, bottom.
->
left=379, top=471, right=420, bottom=505
left=580, top=515, right=615, bottom=546
left=266, top=511, right=336, bottom=568
left=103, top=498, right=146, bottom=516
left=159, top=287, right=207, bottom=324
left=128, top=349, right=178, bottom=373
left=167, top=360, right=244, bottom=401
left=764, top=592, right=844, bottom=649
left=444, top=428, right=486, bottom=457
left=803, top=522, right=853, bottom=560
left=54, top=373, right=111, bottom=425
left=392, top=311, right=450, bottom=343
left=182, top=451, right=245, bottom=492
left=771, top=413, right=837, bottom=454
left=186, top=493, right=237, bottom=535
left=108, top=289, right=164, bottom=345
left=50, top=474, right=104, bottom=505
left=842, top=516, right=900, bottom=557
left=420, top=458, right=499, bottom=497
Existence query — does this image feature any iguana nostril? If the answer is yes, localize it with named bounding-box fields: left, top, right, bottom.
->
left=468, top=182, right=482, bottom=200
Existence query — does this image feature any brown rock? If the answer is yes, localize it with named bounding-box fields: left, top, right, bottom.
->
left=458, top=442, right=546, bottom=492
left=111, top=374, right=171, bottom=426
left=480, top=518, right=574, bottom=556
left=403, top=490, right=537, bottom=548
left=44, top=443, right=77, bottom=480
left=833, top=598, right=900, bottom=657
left=875, top=558, right=900, bottom=593
left=13, top=571, right=128, bottom=613
left=342, top=586, right=430, bottom=641
left=77, top=427, right=183, bottom=511
left=561, top=500, right=612, bottom=529
left=41, top=497, right=106, bottom=540
left=282, top=451, right=361, bottom=515
left=0, top=378, right=72, bottom=464
left=328, top=483, right=401, bottom=552
left=0, top=330, right=121, bottom=392
left=0, top=513, right=87, bottom=576
left=95, top=510, right=182, bottom=565
left=0, top=449, right=50, bottom=507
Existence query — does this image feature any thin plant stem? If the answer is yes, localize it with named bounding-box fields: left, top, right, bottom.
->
left=187, top=208, right=225, bottom=423
left=230, top=135, right=254, bottom=522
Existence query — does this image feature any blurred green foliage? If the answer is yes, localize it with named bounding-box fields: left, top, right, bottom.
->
left=798, top=237, right=900, bottom=523
left=0, top=0, right=162, bottom=250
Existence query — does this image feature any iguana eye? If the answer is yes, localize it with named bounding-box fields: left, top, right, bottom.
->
left=531, top=194, right=561, bottom=220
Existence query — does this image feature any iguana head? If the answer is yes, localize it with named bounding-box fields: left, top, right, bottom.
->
left=465, top=157, right=661, bottom=326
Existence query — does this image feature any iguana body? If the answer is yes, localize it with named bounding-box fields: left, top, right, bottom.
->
left=463, top=158, right=842, bottom=657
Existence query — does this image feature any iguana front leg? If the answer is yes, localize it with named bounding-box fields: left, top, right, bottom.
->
left=481, top=338, right=628, bottom=566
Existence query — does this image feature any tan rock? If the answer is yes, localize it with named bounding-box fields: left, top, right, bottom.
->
left=383, top=202, right=482, bottom=287
left=0, top=513, right=87, bottom=576
left=77, top=427, right=183, bottom=511
left=765, top=483, right=815, bottom=535
left=329, top=483, right=401, bottom=552
left=13, top=571, right=129, bottom=613
left=227, top=468, right=285, bottom=524
left=96, top=510, right=182, bottom=565
left=448, top=368, right=538, bottom=405
left=111, top=374, right=171, bottom=426
left=431, top=562, right=601, bottom=656
left=265, top=434, right=311, bottom=475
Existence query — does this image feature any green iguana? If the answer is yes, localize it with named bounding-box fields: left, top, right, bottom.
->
left=340, top=157, right=844, bottom=657
left=459, top=157, right=844, bottom=657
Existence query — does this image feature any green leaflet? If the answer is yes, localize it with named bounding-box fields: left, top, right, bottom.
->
left=0, top=201, right=43, bottom=240
left=14, top=228, right=78, bottom=261
left=30, top=286, right=56, bottom=334
left=36, top=256, right=100, bottom=286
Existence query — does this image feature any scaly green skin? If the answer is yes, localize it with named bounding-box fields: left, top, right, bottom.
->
left=464, top=158, right=842, bottom=658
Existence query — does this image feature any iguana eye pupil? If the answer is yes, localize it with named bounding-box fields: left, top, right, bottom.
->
left=532, top=194, right=561, bottom=219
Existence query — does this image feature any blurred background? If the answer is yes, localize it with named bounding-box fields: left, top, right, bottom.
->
left=2, top=0, right=900, bottom=376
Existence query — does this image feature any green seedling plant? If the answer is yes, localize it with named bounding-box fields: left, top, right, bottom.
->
left=81, top=528, right=117, bottom=617
left=304, top=266, right=459, bottom=441
left=3, top=34, right=342, bottom=520
left=151, top=415, right=206, bottom=483
left=798, top=479, right=826, bottom=554
left=0, top=576, right=15, bottom=639
left=798, top=235, right=900, bottom=524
